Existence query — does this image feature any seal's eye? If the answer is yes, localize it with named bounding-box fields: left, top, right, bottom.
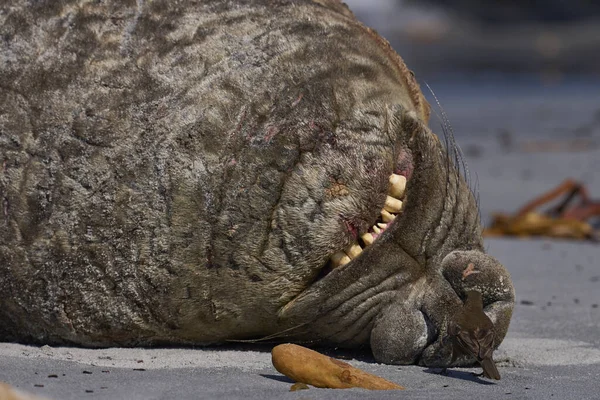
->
left=327, top=172, right=407, bottom=269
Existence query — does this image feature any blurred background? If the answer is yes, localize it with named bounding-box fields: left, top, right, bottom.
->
left=345, top=0, right=600, bottom=78
left=345, top=0, right=600, bottom=226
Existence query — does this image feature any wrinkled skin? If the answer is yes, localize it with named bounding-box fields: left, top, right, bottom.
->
left=0, top=0, right=514, bottom=367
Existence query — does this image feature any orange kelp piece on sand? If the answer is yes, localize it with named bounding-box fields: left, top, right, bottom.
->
left=271, top=344, right=404, bottom=390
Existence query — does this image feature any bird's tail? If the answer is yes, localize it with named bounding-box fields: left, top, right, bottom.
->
left=480, top=357, right=501, bottom=380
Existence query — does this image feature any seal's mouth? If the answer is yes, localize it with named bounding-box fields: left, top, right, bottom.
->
left=327, top=172, right=408, bottom=269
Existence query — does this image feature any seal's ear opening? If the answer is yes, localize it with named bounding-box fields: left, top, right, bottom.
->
left=440, top=250, right=515, bottom=347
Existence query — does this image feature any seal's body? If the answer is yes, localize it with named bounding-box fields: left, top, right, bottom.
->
left=0, top=0, right=513, bottom=366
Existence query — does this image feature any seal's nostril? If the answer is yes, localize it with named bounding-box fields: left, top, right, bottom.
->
left=461, top=262, right=481, bottom=281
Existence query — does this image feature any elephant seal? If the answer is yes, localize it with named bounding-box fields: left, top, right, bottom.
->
left=0, top=0, right=514, bottom=367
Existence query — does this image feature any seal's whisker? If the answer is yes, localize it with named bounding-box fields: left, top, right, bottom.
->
left=425, top=82, right=479, bottom=206
left=226, top=322, right=310, bottom=343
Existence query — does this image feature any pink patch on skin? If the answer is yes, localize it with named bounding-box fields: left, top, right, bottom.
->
left=264, top=126, right=278, bottom=143
left=291, top=93, right=303, bottom=107
left=395, top=168, right=411, bottom=179
left=342, top=217, right=359, bottom=239
left=395, top=148, right=413, bottom=181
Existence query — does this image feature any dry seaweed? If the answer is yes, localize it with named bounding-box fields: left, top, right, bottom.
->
left=485, top=179, right=599, bottom=241
left=271, top=344, right=404, bottom=390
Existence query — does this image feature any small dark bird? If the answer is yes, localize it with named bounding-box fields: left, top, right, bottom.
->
left=442, top=290, right=501, bottom=380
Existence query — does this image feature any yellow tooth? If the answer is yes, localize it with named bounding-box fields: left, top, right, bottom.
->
left=377, top=222, right=388, bottom=230
left=384, top=196, right=403, bottom=213
left=373, top=225, right=381, bottom=234
left=331, top=251, right=351, bottom=268
left=361, top=233, right=374, bottom=246
left=389, top=174, right=407, bottom=199
left=381, top=209, right=396, bottom=222
left=346, top=243, right=362, bottom=259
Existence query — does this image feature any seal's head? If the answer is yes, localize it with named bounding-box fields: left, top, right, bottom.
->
left=276, top=107, right=514, bottom=366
